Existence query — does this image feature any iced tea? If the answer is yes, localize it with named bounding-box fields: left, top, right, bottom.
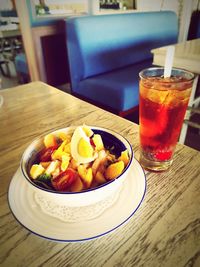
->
left=139, top=68, right=195, bottom=171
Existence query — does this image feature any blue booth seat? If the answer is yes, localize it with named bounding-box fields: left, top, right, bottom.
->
left=64, top=11, right=178, bottom=116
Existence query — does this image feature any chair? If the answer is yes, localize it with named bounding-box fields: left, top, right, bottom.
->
left=181, top=106, right=200, bottom=150
left=14, top=53, right=30, bottom=83
left=64, top=11, right=178, bottom=117
left=180, top=11, right=200, bottom=144
left=179, top=79, right=200, bottom=145
left=0, top=59, right=10, bottom=77
left=0, top=36, right=24, bottom=78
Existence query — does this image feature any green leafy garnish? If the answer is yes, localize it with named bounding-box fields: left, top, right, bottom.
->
left=37, top=173, right=51, bottom=181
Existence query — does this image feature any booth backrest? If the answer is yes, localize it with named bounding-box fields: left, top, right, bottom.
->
left=65, top=11, right=178, bottom=88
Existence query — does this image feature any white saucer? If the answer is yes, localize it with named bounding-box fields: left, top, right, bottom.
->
left=8, top=159, right=146, bottom=242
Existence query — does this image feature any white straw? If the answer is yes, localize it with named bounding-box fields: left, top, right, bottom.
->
left=164, top=45, right=175, bottom=78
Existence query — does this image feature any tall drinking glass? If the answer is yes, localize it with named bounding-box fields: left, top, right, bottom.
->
left=139, top=67, right=195, bottom=171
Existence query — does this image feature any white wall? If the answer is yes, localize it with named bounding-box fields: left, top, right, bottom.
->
left=136, top=0, right=179, bottom=14
left=136, top=0, right=199, bottom=42
left=0, top=0, right=13, bottom=10
left=192, top=0, right=200, bottom=10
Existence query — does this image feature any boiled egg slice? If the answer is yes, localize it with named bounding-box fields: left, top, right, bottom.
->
left=71, top=126, right=97, bottom=164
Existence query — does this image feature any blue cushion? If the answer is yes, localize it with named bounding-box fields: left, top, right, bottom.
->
left=15, top=53, right=29, bottom=75
left=65, top=11, right=178, bottom=91
left=74, top=60, right=151, bottom=112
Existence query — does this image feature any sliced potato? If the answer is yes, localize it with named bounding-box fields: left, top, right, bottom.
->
left=69, top=158, right=79, bottom=170
left=70, top=176, right=84, bottom=192
left=78, top=165, right=93, bottom=188
left=94, top=171, right=107, bottom=184
left=118, top=150, right=129, bottom=166
left=105, top=161, right=125, bottom=180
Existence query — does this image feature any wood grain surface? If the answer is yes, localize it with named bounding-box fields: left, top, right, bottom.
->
left=0, top=82, right=200, bottom=267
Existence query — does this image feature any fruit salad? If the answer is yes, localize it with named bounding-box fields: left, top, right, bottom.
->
left=29, top=125, right=130, bottom=192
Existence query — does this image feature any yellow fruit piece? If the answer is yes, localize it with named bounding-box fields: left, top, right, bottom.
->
left=78, top=165, right=93, bottom=188
left=94, top=171, right=107, bottom=184
left=70, top=176, right=84, bottom=192
left=78, top=138, right=93, bottom=158
left=44, top=133, right=57, bottom=148
left=58, top=132, right=71, bottom=142
left=64, top=142, right=71, bottom=154
left=61, top=154, right=70, bottom=171
left=30, top=164, right=45, bottom=179
left=59, top=140, right=67, bottom=150
left=105, top=161, right=125, bottom=180
left=52, top=150, right=67, bottom=161
left=52, top=141, right=68, bottom=160
left=92, top=134, right=104, bottom=151
left=118, top=150, right=130, bottom=166
left=83, top=125, right=94, bottom=137
left=52, top=150, right=64, bottom=161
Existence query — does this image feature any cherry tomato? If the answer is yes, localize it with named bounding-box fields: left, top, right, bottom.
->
left=51, top=168, right=77, bottom=191
left=38, top=146, right=58, bottom=162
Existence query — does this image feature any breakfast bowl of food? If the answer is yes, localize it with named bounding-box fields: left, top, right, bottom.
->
left=21, top=125, right=133, bottom=211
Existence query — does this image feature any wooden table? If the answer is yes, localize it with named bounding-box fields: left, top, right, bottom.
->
left=1, top=82, right=200, bottom=267
left=151, top=38, right=200, bottom=144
